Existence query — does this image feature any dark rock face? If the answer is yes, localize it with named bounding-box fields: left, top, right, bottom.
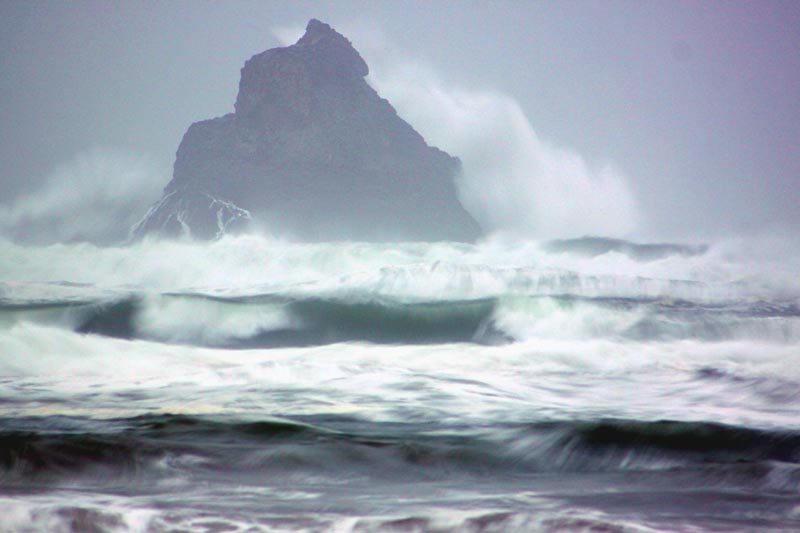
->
left=133, top=19, right=482, bottom=242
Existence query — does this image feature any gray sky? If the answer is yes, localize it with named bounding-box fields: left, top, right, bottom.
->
left=1, top=0, right=798, bottom=242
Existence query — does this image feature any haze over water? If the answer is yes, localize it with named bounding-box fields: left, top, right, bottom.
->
left=2, top=3, right=800, bottom=532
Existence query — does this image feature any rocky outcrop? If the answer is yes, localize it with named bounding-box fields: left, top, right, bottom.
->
left=133, top=19, right=482, bottom=242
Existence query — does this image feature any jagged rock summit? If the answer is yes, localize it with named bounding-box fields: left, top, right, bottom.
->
left=133, top=19, right=482, bottom=242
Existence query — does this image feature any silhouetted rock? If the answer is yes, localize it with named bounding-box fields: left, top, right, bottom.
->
left=133, top=19, right=482, bottom=242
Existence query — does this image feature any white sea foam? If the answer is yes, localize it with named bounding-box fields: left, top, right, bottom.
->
left=1, top=320, right=798, bottom=429
left=0, top=495, right=158, bottom=533
left=132, top=294, right=299, bottom=345
left=1, top=235, right=799, bottom=429
left=1, top=234, right=797, bottom=301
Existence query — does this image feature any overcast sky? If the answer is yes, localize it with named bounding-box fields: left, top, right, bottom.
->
left=1, top=1, right=798, bottom=242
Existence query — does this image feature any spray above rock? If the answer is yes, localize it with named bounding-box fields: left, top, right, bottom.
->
left=133, top=19, right=482, bottom=242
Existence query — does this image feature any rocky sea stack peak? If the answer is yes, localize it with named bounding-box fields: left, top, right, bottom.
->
left=293, top=18, right=368, bottom=76
left=133, top=19, right=482, bottom=242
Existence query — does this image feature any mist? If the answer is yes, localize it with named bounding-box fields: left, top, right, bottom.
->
left=1, top=2, right=799, bottom=245
left=0, top=148, right=166, bottom=244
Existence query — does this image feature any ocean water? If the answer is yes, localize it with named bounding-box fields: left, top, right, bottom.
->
left=1, top=235, right=799, bottom=532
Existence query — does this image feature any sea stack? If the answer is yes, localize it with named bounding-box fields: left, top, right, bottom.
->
left=133, top=19, right=482, bottom=242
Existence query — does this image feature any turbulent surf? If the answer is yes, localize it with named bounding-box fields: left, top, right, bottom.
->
left=1, top=235, right=799, bottom=532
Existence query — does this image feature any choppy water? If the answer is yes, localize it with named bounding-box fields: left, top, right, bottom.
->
left=1, top=235, right=799, bottom=532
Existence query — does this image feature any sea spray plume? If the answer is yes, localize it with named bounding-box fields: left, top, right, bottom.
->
left=0, top=148, right=166, bottom=245
left=270, top=23, right=305, bottom=47
left=363, top=47, right=641, bottom=240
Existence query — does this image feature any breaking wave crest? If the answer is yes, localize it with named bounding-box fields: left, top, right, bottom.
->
left=3, top=292, right=799, bottom=348
left=2, top=234, right=799, bottom=348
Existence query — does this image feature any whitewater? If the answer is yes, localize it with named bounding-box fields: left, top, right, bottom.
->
left=1, top=234, right=800, bottom=532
